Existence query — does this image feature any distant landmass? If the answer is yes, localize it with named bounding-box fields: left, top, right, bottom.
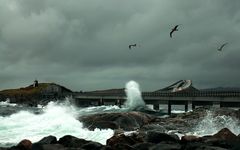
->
left=0, top=81, right=72, bottom=106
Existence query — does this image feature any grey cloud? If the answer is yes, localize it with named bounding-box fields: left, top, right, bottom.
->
left=0, top=0, right=240, bottom=91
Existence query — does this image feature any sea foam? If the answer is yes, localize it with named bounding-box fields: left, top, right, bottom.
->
left=0, top=101, right=114, bottom=147
left=124, top=80, right=145, bottom=110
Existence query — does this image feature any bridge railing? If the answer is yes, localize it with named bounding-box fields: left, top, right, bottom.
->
left=75, top=91, right=240, bottom=98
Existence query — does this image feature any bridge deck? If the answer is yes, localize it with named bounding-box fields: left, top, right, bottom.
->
left=73, top=91, right=240, bottom=114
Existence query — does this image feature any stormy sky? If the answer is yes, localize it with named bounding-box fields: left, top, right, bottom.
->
left=0, top=0, right=240, bottom=91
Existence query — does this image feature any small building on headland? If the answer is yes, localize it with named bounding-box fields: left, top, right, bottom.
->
left=33, top=80, right=38, bottom=87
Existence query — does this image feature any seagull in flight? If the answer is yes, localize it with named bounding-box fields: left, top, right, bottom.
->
left=170, top=25, right=180, bottom=38
left=218, top=43, right=228, bottom=51
left=129, top=44, right=137, bottom=49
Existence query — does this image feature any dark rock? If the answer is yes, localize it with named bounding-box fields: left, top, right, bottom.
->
left=195, top=128, right=240, bottom=149
left=113, top=129, right=124, bottom=136
left=65, top=148, right=84, bottom=150
left=58, top=135, right=89, bottom=148
left=213, top=128, right=237, bottom=141
left=146, top=131, right=179, bottom=144
left=81, top=141, right=103, bottom=150
left=64, top=147, right=85, bottom=150
left=31, top=143, right=42, bottom=150
left=87, top=121, right=119, bottom=130
left=31, top=144, right=65, bottom=150
left=8, top=147, right=20, bottom=150
left=140, top=124, right=166, bottom=133
left=107, top=134, right=142, bottom=147
left=181, top=135, right=201, bottom=143
left=80, top=111, right=154, bottom=131
left=149, top=142, right=181, bottom=150
left=184, top=143, right=228, bottom=150
left=100, top=145, right=114, bottom=150
left=17, top=139, right=32, bottom=150
left=132, top=142, right=154, bottom=150
left=37, top=135, right=57, bottom=144
left=199, top=135, right=237, bottom=149
left=111, top=143, right=136, bottom=150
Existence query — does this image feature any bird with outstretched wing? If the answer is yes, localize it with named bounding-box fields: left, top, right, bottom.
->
left=218, top=43, right=228, bottom=51
left=129, top=44, right=137, bottom=49
left=170, top=25, right=180, bottom=38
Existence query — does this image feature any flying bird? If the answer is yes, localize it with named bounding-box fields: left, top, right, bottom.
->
left=129, top=44, right=137, bottom=49
left=170, top=25, right=180, bottom=38
left=218, top=43, right=228, bottom=51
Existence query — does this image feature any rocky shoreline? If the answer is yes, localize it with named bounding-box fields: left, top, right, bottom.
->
left=1, top=127, right=240, bottom=150
left=1, top=107, right=240, bottom=150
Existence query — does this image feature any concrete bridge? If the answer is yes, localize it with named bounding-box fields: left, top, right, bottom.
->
left=73, top=80, right=240, bottom=114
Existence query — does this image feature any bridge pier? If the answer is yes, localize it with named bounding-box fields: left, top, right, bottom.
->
left=153, top=104, right=160, bottom=110
left=168, top=101, right=172, bottom=115
left=98, top=98, right=104, bottom=106
left=192, top=103, right=195, bottom=110
left=185, top=101, right=188, bottom=112
left=115, top=99, right=122, bottom=108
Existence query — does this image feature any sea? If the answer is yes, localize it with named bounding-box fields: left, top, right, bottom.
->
left=0, top=81, right=240, bottom=147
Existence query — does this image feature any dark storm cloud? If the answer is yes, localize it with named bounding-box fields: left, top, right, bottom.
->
left=0, top=0, right=240, bottom=91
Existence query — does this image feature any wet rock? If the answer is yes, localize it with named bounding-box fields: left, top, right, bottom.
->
left=100, top=145, right=114, bottom=150
left=200, top=133, right=237, bottom=149
left=111, top=143, right=136, bottom=150
left=37, top=135, right=57, bottom=144
left=181, top=135, right=201, bottom=143
left=146, top=130, right=179, bottom=144
left=212, top=108, right=240, bottom=119
left=113, top=128, right=124, bottom=136
left=184, top=143, right=228, bottom=150
left=17, top=139, right=32, bottom=150
left=42, top=144, right=66, bottom=150
left=80, top=111, right=154, bottom=131
left=107, top=134, right=143, bottom=147
left=58, top=135, right=89, bottom=148
left=31, top=144, right=65, bottom=150
left=140, top=124, right=166, bottom=133
left=81, top=141, right=103, bottom=150
left=150, top=142, right=182, bottom=150
left=86, top=121, right=119, bottom=130
left=213, top=128, right=237, bottom=141
left=132, top=142, right=154, bottom=150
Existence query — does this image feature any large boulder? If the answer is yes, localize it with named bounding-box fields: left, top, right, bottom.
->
left=199, top=128, right=239, bottom=149
left=132, top=142, right=154, bottom=150
left=17, top=139, right=32, bottom=150
left=140, top=124, right=166, bottom=133
left=58, top=135, right=89, bottom=148
left=107, top=133, right=143, bottom=147
left=31, top=144, right=65, bottom=150
left=80, top=111, right=154, bottom=131
left=81, top=141, right=103, bottom=150
left=146, top=130, right=179, bottom=144
left=181, top=135, right=201, bottom=143
left=37, top=135, right=57, bottom=144
left=184, top=143, right=228, bottom=150
left=150, top=142, right=182, bottom=150
left=213, top=128, right=237, bottom=141
left=110, top=143, right=136, bottom=150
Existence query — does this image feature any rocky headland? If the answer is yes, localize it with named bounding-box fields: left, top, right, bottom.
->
left=0, top=82, right=72, bottom=106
